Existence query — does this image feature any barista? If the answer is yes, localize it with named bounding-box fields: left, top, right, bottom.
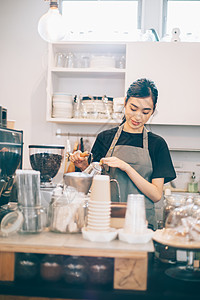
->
left=69, top=78, right=176, bottom=230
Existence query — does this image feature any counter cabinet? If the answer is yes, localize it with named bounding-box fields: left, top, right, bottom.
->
left=1, top=255, right=200, bottom=300
left=0, top=231, right=153, bottom=298
left=0, top=232, right=200, bottom=299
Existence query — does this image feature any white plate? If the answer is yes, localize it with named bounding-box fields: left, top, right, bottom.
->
left=118, top=228, right=154, bottom=244
left=82, top=227, right=118, bottom=242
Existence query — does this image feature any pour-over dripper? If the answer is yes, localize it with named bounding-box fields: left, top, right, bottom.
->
left=63, top=172, right=93, bottom=194
left=29, top=145, right=65, bottom=187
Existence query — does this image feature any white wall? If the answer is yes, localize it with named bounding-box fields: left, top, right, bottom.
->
left=0, top=0, right=48, bottom=167
left=0, top=0, right=200, bottom=186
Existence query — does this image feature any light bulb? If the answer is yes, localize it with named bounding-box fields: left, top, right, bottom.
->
left=38, top=3, right=65, bottom=42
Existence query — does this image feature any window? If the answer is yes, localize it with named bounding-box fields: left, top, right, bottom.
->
left=165, top=0, right=200, bottom=40
left=61, top=0, right=141, bottom=41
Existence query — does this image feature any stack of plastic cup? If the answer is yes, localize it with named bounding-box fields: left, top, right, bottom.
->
left=123, top=194, right=147, bottom=234
left=15, top=170, right=46, bottom=233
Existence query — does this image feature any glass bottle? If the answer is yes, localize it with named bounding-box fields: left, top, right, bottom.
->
left=188, top=172, right=198, bottom=193
left=73, top=95, right=81, bottom=119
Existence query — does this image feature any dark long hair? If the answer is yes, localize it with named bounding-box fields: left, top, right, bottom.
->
left=121, top=78, right=158, bottom=124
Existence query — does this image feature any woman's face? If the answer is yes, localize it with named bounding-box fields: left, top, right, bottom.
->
left=124, top=96, right=154, bottom=133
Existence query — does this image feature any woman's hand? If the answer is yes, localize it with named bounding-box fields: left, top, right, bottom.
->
left=69, top=151, right=89, bottom=171
left=101, top=156, right=130, bottom=172
left=102, top=156, right=164, bottom=202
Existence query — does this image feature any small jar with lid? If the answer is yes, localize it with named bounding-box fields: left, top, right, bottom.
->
left=40, top=254, right=63, bottom=282
left=15, top=253, right=40, bottom=281
left=63, top=256, right=89, bottom=285
left=49, top=187, right=87, bottom=233
left=191, top=195, right=200, bottom=217
left=88, top=257, right=113, bottom=285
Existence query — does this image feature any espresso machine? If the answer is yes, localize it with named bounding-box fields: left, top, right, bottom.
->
left=0, top=126, right=23, bottom=206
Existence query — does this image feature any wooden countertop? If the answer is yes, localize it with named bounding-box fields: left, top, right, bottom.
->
left=0, top=230, right=154, bottom=258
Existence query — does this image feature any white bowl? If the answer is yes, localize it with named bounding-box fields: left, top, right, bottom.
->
left=118, top=228, right=154, bottom=244
left=82, top=227, right=118, bottom=242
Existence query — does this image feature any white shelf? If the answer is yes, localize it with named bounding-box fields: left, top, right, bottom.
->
left=51, top=67, right=126, bottom=79
left=51, top=41, right=126, bottom=53
left=47, top=117, right=122, bottom=125
left=47, top=42, right=127, bottom=124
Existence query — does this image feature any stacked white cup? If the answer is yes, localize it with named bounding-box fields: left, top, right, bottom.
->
left=87, top=175, right=111, bottom=232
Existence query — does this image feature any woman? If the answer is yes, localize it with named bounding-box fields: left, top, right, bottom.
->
left=70, top=78, right=176, bottom=230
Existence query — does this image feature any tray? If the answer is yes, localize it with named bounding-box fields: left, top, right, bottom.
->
left=153, top=229, right=200, bottom=249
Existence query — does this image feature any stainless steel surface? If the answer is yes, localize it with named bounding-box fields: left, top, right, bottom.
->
left=63, top=172, right=93, bottom=194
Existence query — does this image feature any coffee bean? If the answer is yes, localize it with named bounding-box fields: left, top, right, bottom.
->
left=30, top=153, right=62, bottom=180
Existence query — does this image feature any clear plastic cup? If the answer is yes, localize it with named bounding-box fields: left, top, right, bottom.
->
left=123, top=194, right=147, bottom=234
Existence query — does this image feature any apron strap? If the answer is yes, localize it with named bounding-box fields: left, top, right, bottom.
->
left=143, top=127, right=149, bottom=149
left=106, top=124, right=124, bottom=158
left=106, top=125, right=149, bottom=159
left=104, top=124, right=123, bottom=172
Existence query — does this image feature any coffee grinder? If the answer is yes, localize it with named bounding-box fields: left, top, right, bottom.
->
left=0, top=127, right=23, bottom=206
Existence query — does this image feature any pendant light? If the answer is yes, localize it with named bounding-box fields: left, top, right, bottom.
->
left=38, top=0, right=65, bottom=42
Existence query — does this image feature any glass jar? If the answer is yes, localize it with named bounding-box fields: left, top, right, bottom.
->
left=88, top=257, right=113, bottom=285
left=163, top=194, right=186, bottom=227
left=63, top=256, right=89, bottom=284
left=193, top=195, right=200, bottom=207
left=49, top=189, right=87, bottom=233
left=40, top=254, right=63, bottom=282
left=19, top=206, right=46, bottom=233
left=15, top=253, right=39, bottom=281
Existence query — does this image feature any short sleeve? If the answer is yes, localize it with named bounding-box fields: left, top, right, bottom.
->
left=150, top=136, right=176, bottom=184
left=91, top=129, right=116, bottom=162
